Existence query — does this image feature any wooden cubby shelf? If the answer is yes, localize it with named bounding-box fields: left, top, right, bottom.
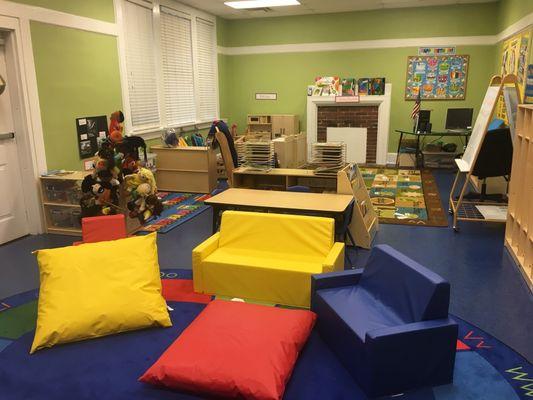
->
left=505, top=105, right=533, bottom=291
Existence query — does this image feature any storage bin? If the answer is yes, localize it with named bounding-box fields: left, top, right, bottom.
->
left=70, top=209, right=82, bottom=229
left=422, top=151, right=457, bottom=169
left=49, top=208, right=73, bottom=228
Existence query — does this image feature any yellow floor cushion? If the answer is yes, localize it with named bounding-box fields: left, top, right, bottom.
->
left=31, top=233, right=171, bottom=353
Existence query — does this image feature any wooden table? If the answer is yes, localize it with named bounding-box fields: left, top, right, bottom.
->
left=394, top=129, right=471, bottom=168
left=205, top=188, right=354, bottom=235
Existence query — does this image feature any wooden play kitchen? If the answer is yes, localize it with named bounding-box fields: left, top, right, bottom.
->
left=247, top=114, right=299, bottom=139
left=151, top=146, right=217, bottom=193
left=505, top=104, right=533, bottom=291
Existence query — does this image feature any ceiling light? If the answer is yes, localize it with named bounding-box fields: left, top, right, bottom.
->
left=224, top=0, right=300, bottom=10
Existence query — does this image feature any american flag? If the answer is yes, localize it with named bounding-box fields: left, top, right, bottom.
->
left=411, top=89, right=421, bottom=120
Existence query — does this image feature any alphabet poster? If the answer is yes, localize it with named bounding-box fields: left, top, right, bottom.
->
left=405, top=55, right=469, bottom=100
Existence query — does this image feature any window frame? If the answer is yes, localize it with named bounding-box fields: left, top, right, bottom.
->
left=115, top=0, right=219, bottom=138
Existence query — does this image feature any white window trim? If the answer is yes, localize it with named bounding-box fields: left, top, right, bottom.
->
left=115, top=0, right=219, bottom=138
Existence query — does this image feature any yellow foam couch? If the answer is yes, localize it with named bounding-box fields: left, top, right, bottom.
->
left=193, top=211, right=345, bottom=308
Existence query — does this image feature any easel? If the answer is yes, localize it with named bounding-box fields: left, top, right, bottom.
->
left=215, top=127, right=235, bottom=187
left=449, top=74, right=519, bottom=231
left=337, top=163, right=378, bottom=249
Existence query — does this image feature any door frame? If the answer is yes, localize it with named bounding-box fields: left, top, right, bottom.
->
left=0, top=15, right=46, bottom=234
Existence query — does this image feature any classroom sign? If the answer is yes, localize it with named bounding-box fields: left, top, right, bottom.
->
left=405, top=55, right=469, bottom=100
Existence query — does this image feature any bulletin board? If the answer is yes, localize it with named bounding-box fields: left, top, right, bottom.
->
left=405, top=55, right=469, bottom=100
left=496, top=29, right=531, bottom=121
left=76, top=116, right=108, bottom=159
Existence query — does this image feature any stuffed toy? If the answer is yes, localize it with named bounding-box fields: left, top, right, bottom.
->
left=80, top=110, right=160, bottom=223
left=109, top=110, right=124, bottom=144
left=162, top=129, right=179, bottom=147
left=80, top=174, right=119, bottom=217
left=124, top=168, right=162, bottom=223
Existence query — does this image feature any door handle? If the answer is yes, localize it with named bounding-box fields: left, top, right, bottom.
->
left=0, top=132, right=15, bottom=140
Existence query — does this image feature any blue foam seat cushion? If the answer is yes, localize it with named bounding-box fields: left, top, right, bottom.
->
left=316, top=286, right=404, bottom=342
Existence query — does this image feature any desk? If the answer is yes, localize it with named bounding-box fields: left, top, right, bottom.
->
left=395, top=129, right=471, bottom=168
left=232, top=167, right=337, bottom=192
left=205, top=188, right=353, bottom=235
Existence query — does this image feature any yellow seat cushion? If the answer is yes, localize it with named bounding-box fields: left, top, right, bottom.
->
left=205, top=247, right=324, bottom=273
left=31, top=233, right=171, bottom=353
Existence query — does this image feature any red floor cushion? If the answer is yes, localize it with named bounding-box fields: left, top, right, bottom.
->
left=140, top=300, right=316, bottom=400
left=161, top=279, right=212, bottom=304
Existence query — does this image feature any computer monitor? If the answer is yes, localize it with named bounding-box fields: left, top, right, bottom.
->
left=415, top=110, right=431, bottom=133
left=445, top=108, right=473, bottom=130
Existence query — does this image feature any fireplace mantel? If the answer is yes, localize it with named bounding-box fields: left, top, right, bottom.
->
left=306, top=83, right=392, bottom=165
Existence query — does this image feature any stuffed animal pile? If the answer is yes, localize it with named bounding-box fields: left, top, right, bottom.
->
left=80, top=110, right=163, bottom=223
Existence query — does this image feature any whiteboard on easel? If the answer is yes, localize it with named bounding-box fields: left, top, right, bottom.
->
left=456, top=86, right=500, bottom=172
left=503, top=86, right=519, bottom=141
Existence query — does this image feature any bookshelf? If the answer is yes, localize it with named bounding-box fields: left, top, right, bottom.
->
left=505, top=104, right=533, bottom=291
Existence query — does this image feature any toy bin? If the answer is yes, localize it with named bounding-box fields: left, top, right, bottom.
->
left=67, top=184, right=82, bottom=205
left=44, top=183, right=68, bottom=203
left=49, top=208, right=74, bottom=228
left=70, top=209, right=82, bottom=229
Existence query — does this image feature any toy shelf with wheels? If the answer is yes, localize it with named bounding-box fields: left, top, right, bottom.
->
left=505, top=104, right=533, bottom=292
left=40, top=171, right=141, bottom=236
left=40, top=171, right=85, bottom=236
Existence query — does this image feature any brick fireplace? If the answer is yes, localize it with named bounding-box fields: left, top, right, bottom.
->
left=306, top=83, right=391, bottom=165
left=317, top=105, right=379, bottom=163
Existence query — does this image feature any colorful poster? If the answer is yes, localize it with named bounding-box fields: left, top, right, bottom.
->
left=418, top=47, right=456, bottom=56
left=405, top=55, right=469, bottom=100
left=497, top=29, right=531, bottom=120
left=313, top=76, right=340, bottom=96
left=525, top=64, right=533, bottom=104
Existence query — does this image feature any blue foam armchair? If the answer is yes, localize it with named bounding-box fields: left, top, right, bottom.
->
left=311, top=245, right=457, bottom=398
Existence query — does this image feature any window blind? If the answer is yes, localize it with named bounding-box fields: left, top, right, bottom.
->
left=160, top=7, right=196, bottom=126
left=195, top=17, right=217, bottom=122
left=123, top=0, right=160, bottom=129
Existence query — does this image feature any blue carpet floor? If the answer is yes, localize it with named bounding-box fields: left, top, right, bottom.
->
left=0, top=170, right=532, bottom=365
left=0, top=270, right=530, bottom=400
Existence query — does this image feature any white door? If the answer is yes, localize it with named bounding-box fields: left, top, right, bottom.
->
left=0, top=36, right=30, bottom=244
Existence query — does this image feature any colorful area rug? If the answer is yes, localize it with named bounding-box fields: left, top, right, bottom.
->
left=361, top=167, right=448, bottom=227
left=0, top=269, right=531, bottom=399
left=137, top=192, right=211, bottom=234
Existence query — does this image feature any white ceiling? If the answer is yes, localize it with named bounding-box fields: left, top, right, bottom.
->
left=180, top=0, right=497, bottom=19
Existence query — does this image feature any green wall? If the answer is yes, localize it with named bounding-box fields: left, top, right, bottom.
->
left=220, top=46, right=496, bottom=152
left=219, top=3, right=499, bottom=47
left=9, top=0, right=115, bottom=22
left=497, top=0, right=533, bottom=31
left=217, top=3, right=506, bottom=154
left=31, top=22, right=122, bottom=170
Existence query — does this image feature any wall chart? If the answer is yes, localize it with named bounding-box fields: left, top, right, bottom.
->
left=405, top=55, right=469, bottom=100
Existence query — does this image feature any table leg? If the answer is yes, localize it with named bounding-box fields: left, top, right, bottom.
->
left=416, top=134, right=421, bottom=169
left=212, top=206, right=219, bottom=234
left=396, top=132, right=404, bottom=167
